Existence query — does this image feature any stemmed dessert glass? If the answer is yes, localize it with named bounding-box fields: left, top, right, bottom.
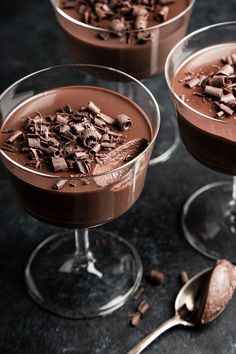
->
left=50, top=0, right=195, bottom=164
left=0, top=64, right=160, bottom=318
left=165, top=22, right=236, bottom=261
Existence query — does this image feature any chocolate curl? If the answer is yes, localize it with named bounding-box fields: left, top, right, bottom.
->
left=48, top=146, right=60, bottom=157
left=51, top=157, right=68, bottom=172
left=184, top=77, right=200, bottom=88
left=94, top=117, right=106, bottom=128
left=216, top=111, right=225, bottom=118
left=137, top=300, right=150, bottom=317
left=95, top=3, right=107, bottom=19
left=101, top=142, right=116, bottom=149
left=74, top=160, right=91, bottom=174
left=132, top=5, right=148, bottom=17
left=101, top=133, right=110, bottom=142
left=90, top=143, right=101, bottom=154
left=232, top=54, right=236, bottom=65
left=71, top=123, right=84, bottom=134
left=157, top=6, right=169, bottom=22
left=221, top=93, right=235, bottom=104
left=87, top=101, right=101, bottom=114
left=204, top=85, right=223, bottom=98
left=96, top=112, right=115, bottom=125
left=180, top=271, right=189, bottom=285
left=53, top=179, right=69, bottom=190
left=27, top=138, right=41, bottom=149
left=110, top=19, right=125, bottom=33
left=130, top=312, right=141, bottom=327
left=74, top=151, right=89, bottom=160
left=24, top=117, right=33, bottom=130
left=56, top=114, right=69, bottom=125
left=135, top=15, right=147, bottom=30
left=7, top=130, right=23, bottom=143
left=82, top=126, right=99, bottom=148
left=208, top=75, right=229, bottom=88
left=116, top=114, right=132, bottom=131
left=217, top=64, right=234, bottom=77
left=215, top=102, right=234, bottom=116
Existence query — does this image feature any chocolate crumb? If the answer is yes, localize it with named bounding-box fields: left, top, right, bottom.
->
left=137, top=299, right=150, bottom=316
left=130, top=312, right=141, bottom=327
left=146, top=269, right=165, bottom=285
left=132, top=287, right=145, bottom=300
left=180, top=271, right=189, bottom=285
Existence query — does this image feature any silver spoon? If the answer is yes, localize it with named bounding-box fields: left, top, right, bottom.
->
left=126, top=267, right=231, bottom=354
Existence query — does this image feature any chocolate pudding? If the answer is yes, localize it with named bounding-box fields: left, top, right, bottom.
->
left=172, top=43, right=236, bottom=175
left=197, top=259, right=236, bottom=325
left=0, top=86, right=152, bottom=228
left=52, top=0, right=193, bottom=79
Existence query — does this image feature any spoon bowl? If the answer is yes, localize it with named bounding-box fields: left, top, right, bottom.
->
left=127, top=263, right=236, bottom=354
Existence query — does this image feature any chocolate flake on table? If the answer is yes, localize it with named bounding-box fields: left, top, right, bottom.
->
left=132, top=286, right=145, bottom=300
left=137, top=299, right=150, bottom=316
left=60, top=0, right=176, bottom=45
left=1, top=100, right=147, bottom=188
left=180, top=53, right=236, bottom=119
left=129, top=299, right=150, bottom=327
left=146, top=269, right=165, bottom=285
left=180, top=271, right=189, bottom=285
left=129, top=311, right=141, bottom=327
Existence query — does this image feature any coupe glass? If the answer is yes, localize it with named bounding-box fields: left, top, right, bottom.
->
left=165, top=22, right=236, bottom=261
left=0, top=64, right=160, bottom=318
left=50, top=0, right=195, bottom=164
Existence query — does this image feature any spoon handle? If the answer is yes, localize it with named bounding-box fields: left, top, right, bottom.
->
left=126, top=315, right=183, bottom=354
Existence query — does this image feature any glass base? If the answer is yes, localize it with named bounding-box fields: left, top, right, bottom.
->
left=182, top=180, right=236, bottom=262
left=25, top=230, right=142, bottom=319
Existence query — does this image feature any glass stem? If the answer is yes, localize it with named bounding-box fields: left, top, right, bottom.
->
left=232, top=176, right=236, bottom=202
left=74, top=228, right=90, bottom=260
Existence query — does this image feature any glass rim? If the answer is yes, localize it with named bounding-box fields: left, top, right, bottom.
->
left=50, top=0, right=195, bottom=34
left=0, top=63, right=160, bottom=180
left=165, top=21, right=236, bottom=125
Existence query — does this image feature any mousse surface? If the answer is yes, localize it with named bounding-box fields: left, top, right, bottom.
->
left=55, top=0, right=192, bottom=78
left=172, top=43, right=236, bottom=175
left=0, top=86, right=152, bottom=228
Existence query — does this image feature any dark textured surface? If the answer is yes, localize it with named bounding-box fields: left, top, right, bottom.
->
left=1, top=1, right=236, bottom=353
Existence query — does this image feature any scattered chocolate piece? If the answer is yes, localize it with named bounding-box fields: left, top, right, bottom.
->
left=133, top=287, right=145, bottom=300
left=53, top=179, right=69, bottom=190
left=180, top=271, right=189, bottom=285
left=1, top=128, right=14, bottom=133
left=130, top=312, right=141, bottom=327
left=208, top=75, right=229, bottom=88
left=146, top=269, right=165, bottom=285
left=137, top=299, right=150, bottom=317
left=215, top=102, right=234, bottom=116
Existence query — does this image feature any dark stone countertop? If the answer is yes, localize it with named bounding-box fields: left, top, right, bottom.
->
left=0, top=0, right=236, bottom=353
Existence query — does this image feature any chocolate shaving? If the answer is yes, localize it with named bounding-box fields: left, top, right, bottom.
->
left=137, top=300, right=150, bottom=316
left=204, top=85, right=223, bottom=98
left=7, top=130, right=23, bottom=143
left=208, top=75, right=229, bottom=88
left=146, top=269, right=165, bottom=285
left=132, top=287, right=145, bottom=300
left=87, top=101, right=101, bottom=114
left=184, top=77, right=200, bottom=88
left=51, top=157, right=68, bottom=172
left=157, top=6, right=169, bottom=22
left=217, top=64, right=234, bottom=77
left=116, top=114, right=132, bottom=131
left=215, top=102, right=234, bottom=116
left=97, top=112, right=115, bottom=125
left=130, top=312, right=141, bottom=327
left=180, top=271, right=189, bottom=285
left=221, top=93, right=235, bottom=104
left=53, top=179, right=69, bottom=190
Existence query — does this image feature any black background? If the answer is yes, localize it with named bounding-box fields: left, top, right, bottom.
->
left=0, top=0, right=236, bottom=353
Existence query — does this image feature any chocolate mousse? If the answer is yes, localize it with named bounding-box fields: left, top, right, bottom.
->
left=0, top=86, right=152, bottom=228
left=172, top=43, right=236, bottom=175
left=53, top=0, right=193, bottom=79
left=196, top=259, right=236, bottom=325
